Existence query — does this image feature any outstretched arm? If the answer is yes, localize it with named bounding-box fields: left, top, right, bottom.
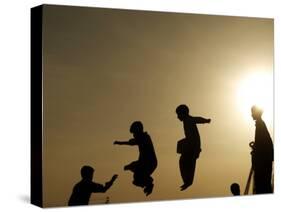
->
left=193, top=117, right=211, bottom=124
left=113, top=139, right=137, bottom=146
left=104, top=174, right=118, bottom=191
left=92, top=175, right=118, bottom=193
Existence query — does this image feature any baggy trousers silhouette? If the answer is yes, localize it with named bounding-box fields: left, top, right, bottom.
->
left=177, top=138, right=200, bottom=187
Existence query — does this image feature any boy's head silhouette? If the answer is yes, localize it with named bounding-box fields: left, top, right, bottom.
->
left=130, top=121, right=144, bottom=137
left=230, top=183, right=240, bottom=196
left=176, top=104, right=189, bottom=121
left=251, top=105, right=263, bottom=121
left=81, top=165, right=94, bottom=180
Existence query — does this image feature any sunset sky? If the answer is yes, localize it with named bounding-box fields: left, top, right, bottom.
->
left=42, top=5, right=273, bottom=207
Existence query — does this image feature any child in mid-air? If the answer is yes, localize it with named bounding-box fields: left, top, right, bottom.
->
left=114, top=121, right=157, bottom=196
left=176, top=104, right=211, bottom=191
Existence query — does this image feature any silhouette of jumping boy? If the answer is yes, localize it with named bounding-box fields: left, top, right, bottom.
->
left=114, top=121, right=157, bottom=196
left=68, top=165, right=118, bottom=206
left=251, top=105, right=273, bottom=194
left=176, top=104, right=211, bottom=191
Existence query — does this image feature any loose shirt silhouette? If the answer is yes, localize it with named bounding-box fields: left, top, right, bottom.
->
left=135, top=132, right=157, bottom=166
left=68, top=179, right=109, bottom=206
left=182, top=116, right=207, bottom=157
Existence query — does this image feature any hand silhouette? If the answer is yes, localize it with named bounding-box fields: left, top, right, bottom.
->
left=111, top=174, right=118, bottom=182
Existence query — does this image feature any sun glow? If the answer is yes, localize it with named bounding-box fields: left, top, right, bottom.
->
left=236, top=71, right=273, bottom=124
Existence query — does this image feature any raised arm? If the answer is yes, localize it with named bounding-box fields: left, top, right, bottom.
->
left=192, top=116, right=211, bottom=124
left=113, top=138, right=137, bottom=146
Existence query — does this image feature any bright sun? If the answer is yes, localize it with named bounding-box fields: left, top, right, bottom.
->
left=236, top=71, right=273, bottom=123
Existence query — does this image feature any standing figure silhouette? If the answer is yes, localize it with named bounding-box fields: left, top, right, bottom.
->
left=176, top=104, right=211, bottom=191
left=114, top=121, right=157, bottom=196
left=68, top=166, right=118, bottom=206
left=251, top=105, right=274, bottom=194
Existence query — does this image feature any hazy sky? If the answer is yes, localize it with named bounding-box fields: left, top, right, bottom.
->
left=42, top=5, right=273, bottom=207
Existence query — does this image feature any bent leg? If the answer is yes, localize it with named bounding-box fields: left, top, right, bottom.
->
left=124, top=161, right=139, bottom=172
left=131, top=162, right=146, bottom=188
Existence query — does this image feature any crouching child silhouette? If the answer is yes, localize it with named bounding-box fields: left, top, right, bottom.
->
left=176, top=104, right=211, bottom=191
left=68, top=165, right=118, bottom=206
left=114, top=121, right=158, bottom=196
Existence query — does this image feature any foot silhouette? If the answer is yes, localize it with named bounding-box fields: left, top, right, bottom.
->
left=144, top=183, right=154, bottom=196
left=180, top=183, right=189, bottom=191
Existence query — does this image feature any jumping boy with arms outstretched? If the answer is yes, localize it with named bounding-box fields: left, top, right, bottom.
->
left=114, top=121, right=157, bottom=196
left=176, top=104, right=211, bottom=191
